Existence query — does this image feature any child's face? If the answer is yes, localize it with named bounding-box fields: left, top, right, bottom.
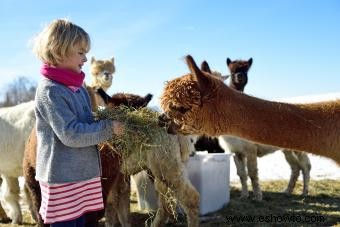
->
left=57, top=45, right=87, bottom=73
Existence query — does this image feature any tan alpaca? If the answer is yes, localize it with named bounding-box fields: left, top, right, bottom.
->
left=160, top=55, right=340, bottom=165
left=87, top=56, right=115, bottom=110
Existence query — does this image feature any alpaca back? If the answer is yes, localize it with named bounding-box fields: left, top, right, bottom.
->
left=219, top=134, right=283, bottom=157
left=0, top=101, right=35, bottom=176
left=219, top=135, right=258, bottom=154
left=255, top=143, right=279, bottom=157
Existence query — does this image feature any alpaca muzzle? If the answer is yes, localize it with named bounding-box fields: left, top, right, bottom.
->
left=158, top=113, right=182, bottom=134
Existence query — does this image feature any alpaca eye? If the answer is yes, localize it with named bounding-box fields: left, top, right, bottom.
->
left=169, top=104, right=189, bottom=114
left=177, top=106, right=189, bottom=114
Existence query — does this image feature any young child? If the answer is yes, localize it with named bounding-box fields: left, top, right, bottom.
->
left=32, top=19, right=124, bottom=226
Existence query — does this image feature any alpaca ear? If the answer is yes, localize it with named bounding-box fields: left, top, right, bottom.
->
left=226, top=58, right=232, bottom=66
left=200, top=61, right=212, bottom=73
left=91, top=57, right=96, bottom=64
left=144, top=93, right=153, bottom=105
left=186, top=55, right=211, bottom=93
left=248, top=58, right=253, bottom=67
left=111, top=57, right=115, bottom=64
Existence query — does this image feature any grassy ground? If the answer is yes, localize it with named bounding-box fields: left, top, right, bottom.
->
left=2, top=180, right=339, bottom=227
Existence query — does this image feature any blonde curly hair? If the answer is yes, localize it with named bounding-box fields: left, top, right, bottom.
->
left=33, top=19, right=90, bottom=65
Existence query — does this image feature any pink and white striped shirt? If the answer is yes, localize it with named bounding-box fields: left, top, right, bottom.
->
left=39, top=177, right=104, bottom=224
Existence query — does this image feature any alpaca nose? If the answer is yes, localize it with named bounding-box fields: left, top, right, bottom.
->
left=104, top=72, right=111, bottom=79
left=235, top=72, right=245, bottom=81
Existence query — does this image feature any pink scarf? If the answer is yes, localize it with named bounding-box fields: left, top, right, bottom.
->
left=40, top=64, right=85, bottom=92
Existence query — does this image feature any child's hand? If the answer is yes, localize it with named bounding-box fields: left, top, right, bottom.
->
left=112, top=120, right=124, bottom=136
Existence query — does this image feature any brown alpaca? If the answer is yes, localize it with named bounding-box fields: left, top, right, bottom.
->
left=226, top=57, right=252, bottom=91
left=95, top=87, right=153, bottom=109
left=160, top=55, right=340, bottom=165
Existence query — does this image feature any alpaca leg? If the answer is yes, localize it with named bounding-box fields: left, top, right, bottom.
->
left=22, top=182, right=36, bottom=222
left=24, top=167, right=46, bottom=227
left=115, top=176, right=131, bottom=227
left=0, top=175, right=22, bottom=224
left=282, top=150, right=300, bottom=194
left=0, top=178, right=10, bottom=221
left=170, top=177, right=199, bottom=227
left=234, top=153, right=249, bottom=199
left=152, top=179, right=170, bottom=227
left=104, top=191, right=118, bottom=227
left=246, top=153, right=262, bottom=201
left=153, top=166, right=199, bottom=227
left=297, top=152, right=311, bottom=196
left=0, top=176, right=10, bottom=222
left=0, top=203, right=9, bottom=222
left=0, top=184, right=10, bottom=222
left=105, top=174, right=130, bottom=227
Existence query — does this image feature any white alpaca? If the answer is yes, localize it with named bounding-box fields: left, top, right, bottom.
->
left=0, top=101, right=35, bottom=224
left=218, top=136, right=310, bottom=201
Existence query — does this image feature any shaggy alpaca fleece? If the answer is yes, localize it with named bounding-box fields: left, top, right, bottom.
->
left=160, top=55, right=340, bottom=165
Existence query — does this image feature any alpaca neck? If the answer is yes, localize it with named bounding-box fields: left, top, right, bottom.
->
left=90, top=81, right=110, bottom=91
left=214, top=87, right=340, bottom=163
left=101, top=85, right=110, bottom=91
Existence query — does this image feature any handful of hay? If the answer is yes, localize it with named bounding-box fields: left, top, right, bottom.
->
left=96, top=106, right=166, bottom=155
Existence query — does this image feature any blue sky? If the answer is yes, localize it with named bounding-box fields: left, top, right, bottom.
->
left=0, top=0, right=339, bottom=107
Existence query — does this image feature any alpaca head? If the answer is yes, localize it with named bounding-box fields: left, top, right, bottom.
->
left=226, top=58, right=252, bottom=91
left=107, top=93, right=153, bottom=109
left=95, top=87, right=153, bottom=109
left=160, top=55, right=227, bottom=135
left=90, top=57, right=115, bottom=91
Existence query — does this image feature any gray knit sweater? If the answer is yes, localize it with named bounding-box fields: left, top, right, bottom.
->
left=35, top=78, right=113, bottom=183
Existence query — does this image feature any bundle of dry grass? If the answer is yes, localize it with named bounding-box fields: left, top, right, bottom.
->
left=96, top=106, right=165, bottom=157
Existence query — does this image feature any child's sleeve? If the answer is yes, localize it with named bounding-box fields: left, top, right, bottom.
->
left=36, top=86, right=113, bottom=148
